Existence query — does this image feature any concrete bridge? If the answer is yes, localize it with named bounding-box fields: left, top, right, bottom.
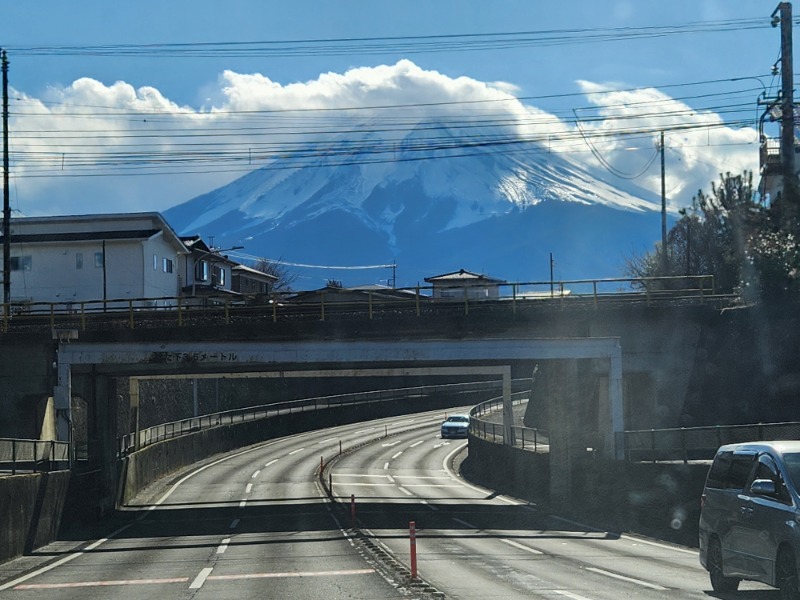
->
left=4, top=296, right=797, bottom=562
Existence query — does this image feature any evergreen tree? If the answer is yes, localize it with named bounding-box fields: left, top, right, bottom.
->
left=626, top=171, right=799, bottom=300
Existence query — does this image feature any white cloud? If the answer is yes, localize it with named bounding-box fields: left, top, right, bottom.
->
left=3, top=61, right=759, bottom=217
left=571, top=80, right=758, bottom=210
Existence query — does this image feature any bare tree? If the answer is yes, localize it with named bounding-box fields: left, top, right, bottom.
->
left=253, top=258, right=298, bottom=293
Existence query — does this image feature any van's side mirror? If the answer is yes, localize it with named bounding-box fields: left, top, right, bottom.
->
left=750, top=478, right=777, bottom=496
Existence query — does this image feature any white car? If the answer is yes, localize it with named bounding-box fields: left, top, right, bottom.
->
left=440, top=414, right=470, bottom=439
left=699, top=441, right=800, bottom=597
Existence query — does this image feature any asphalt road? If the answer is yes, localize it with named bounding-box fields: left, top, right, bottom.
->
left=0, top=407, right=778, bottom=599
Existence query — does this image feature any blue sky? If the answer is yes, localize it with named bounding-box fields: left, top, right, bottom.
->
left=0, top=0, right=790, bottom=216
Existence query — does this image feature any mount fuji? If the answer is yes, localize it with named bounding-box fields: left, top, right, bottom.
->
left=164, top=122, right=669, bottom=289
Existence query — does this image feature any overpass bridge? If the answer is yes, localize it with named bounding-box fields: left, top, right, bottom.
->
left=0, top=287, right=732, bottom=521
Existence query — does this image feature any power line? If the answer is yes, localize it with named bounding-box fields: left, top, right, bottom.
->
left=4, top=17, right=776, bottom=58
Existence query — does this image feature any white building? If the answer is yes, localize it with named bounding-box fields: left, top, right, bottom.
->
left=0, top=213, right=188, bottom=308
left=424, top=269, right=507, bottom=300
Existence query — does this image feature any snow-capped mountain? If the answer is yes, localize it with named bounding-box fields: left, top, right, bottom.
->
left=164, top=122, right=667, bottom=289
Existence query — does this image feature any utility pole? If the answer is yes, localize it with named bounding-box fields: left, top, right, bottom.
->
left=2, top=50, right=9, bottom=310
left=774, top=2, right=795, bottom=219
left=660, top=131, right=667, bottom=272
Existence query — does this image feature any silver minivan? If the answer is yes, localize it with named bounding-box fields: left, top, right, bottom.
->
left=699, top=441, right=800, bottom=598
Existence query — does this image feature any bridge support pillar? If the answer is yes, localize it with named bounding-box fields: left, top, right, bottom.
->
left=548, top=359, right=580, bottom=506
left=53, top=360, right=72, bottom=459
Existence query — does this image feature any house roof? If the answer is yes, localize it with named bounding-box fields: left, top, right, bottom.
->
left=1, top=229, right=161, bottom=244
left=232, top=263, right=279, bottom=282
left=286, top=285, right=423, bottom=303
left=2, top=212, right=188, bottom=252
left=424, top=269, right=506, bottom=285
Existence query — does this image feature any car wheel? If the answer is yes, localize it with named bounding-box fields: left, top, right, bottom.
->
left=778, top=547, right=800, bottom=600
left=708, top=537, right=740, bottom=592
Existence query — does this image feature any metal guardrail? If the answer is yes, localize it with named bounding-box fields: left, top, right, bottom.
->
left=0, top=274, right=728, bottom=333
left=620, top=421, right=800, bottom=462
left=468, top=393, right=547, bottom=452
left=119, top=379, right=530, bottom=457
left=0, top=438, right=71, bottom=474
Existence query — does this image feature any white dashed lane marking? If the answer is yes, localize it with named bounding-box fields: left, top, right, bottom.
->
left=14, top=578, right=189, bottom=590
left=189, top=567, right=213, bottom=589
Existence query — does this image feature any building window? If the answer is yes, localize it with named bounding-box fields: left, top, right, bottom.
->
left=76, top=253, right=83, bottom=269
left=196, top=259, right=210, bottom=282
left=163, top=258, right=174, bottom=274
left=9, top=255, right=32, bottom=271
left=94, top=252, right=104, bottom=268
left=212, top=265, right=225, bottom=286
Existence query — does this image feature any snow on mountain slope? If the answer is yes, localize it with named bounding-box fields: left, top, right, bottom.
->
left=164, top=120, right=665, bottom=287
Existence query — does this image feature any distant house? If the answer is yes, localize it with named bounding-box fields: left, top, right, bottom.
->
left=424, top=269, right=507, bottom=300
left=0, top=212, right=188, bottom=307
left=231, top=263, right=278, bottom=297
left=286, top=284, right=422, bottom=304
left=180, top=236, right=241, bottom=302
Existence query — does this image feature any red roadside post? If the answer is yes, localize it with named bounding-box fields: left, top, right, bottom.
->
left=409, top=521, right=417, bottom=579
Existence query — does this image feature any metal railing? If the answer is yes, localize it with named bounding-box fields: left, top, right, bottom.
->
left=0, top=438, right=71, bottom=474
left=118, top=379, right=523, bottom=457
left=0, top=274, right=730, bottom=334
left=620, top=421, right=800, bottom=463
left=468, top=393, right=548, bottom=452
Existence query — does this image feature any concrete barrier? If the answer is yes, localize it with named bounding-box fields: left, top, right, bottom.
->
left=462, top=435, right=708, bottom=547
left=120, top=392, right=470, bottom=505
left=0, top=471, right=71, bottom=563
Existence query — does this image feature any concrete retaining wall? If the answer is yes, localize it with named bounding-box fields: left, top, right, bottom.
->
left=463, top=435, right=708, bottom=547
left=0, top=471, right=71, bottom=564
left=120, top=391, right=477, bottom=505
